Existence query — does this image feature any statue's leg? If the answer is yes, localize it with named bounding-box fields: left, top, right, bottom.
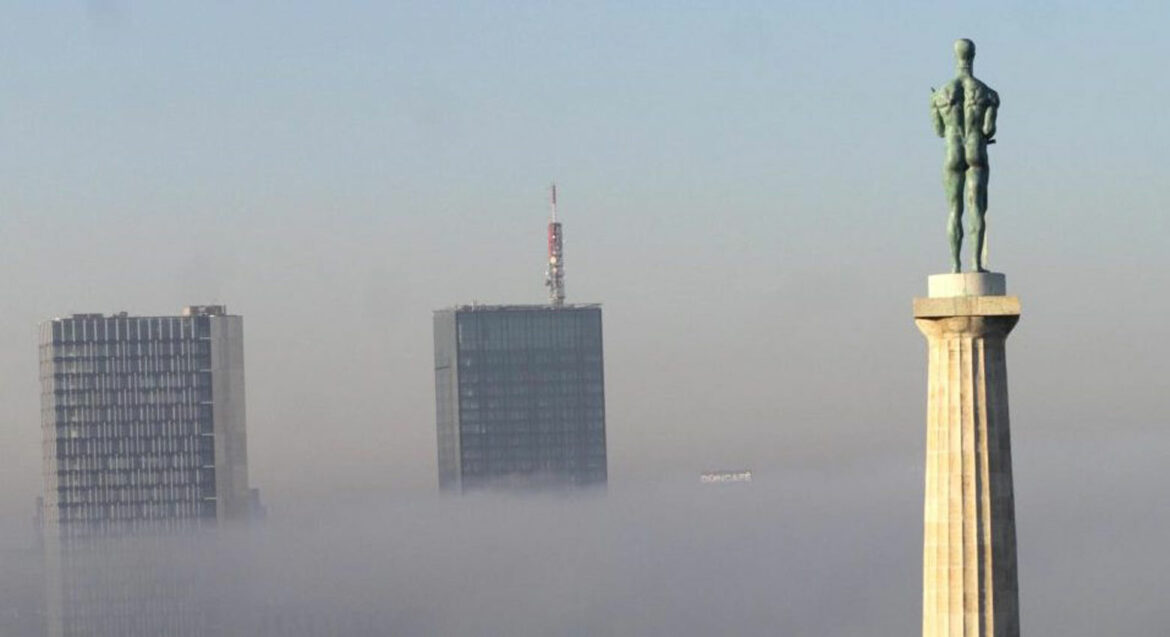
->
left=966, top=148, right=990, bottom=272
left=944, top=166, right=964, bottom=273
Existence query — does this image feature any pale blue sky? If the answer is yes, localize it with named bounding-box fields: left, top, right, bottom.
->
left=1, top=1, right=1168, bottom=528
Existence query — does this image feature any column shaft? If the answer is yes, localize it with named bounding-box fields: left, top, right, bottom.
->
left=917, top=314, right=1019, bottom=637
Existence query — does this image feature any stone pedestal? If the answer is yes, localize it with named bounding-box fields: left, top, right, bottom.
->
left=914, top=273, right=1021, bottom=637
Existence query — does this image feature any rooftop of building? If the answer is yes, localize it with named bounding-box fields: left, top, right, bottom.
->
left=437, top=303, right=601, bottom=314
left=50, top=305, right=236, bottom=321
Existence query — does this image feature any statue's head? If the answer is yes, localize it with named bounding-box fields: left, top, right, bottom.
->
left=954, top=39, right=975, bottom=69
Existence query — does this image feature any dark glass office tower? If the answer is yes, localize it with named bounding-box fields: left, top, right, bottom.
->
left=39, top=305, right=252, bottom=637
left=434, top=304, right=607, bottom=492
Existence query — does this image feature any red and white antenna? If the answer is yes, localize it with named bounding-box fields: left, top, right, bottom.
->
left=545, top=183, right=565, bottom=306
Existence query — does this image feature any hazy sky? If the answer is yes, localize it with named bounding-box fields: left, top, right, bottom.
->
left=0, top=2, right=1168, bottom=631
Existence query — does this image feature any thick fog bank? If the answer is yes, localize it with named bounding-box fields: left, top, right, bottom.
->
left=2, top=431, right=1167, bottom=636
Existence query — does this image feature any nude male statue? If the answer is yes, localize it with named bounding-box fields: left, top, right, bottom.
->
left=931, top=38, right=1000, bottom=273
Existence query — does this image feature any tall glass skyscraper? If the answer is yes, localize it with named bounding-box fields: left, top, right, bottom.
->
left=433, top=305, right=607, bottom=492
left=38, top=305, right=253, bottom=637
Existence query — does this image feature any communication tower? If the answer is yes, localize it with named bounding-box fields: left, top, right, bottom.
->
left=545, top=184, right=565, bottom=306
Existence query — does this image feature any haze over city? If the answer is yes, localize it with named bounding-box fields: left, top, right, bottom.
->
left=1, top=2, right=1168, bottom=635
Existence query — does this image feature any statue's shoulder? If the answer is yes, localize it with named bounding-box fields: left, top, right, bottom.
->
left=931, top=79, right=961, bottom=107
left=986, top=84, right=1000, bottom=106
left=969, top=78, right=1000, bottom=106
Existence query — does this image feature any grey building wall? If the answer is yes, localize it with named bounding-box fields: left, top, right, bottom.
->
left=434, top=305, right=607, bottom=492
left=38, top=306, right=251, bottom=637
left=210, top=316, right=249, bottom=521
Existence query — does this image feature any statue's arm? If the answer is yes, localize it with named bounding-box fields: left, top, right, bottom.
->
left=930, top=94, right=944, bottom=137
left=982, top=90, right=999, bottom=139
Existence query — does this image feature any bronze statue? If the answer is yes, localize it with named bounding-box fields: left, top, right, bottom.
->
left=931, top=39, right=1000, bottom=273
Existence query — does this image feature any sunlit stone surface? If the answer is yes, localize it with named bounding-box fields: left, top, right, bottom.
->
left=914, top=276, right=1021, bottom=637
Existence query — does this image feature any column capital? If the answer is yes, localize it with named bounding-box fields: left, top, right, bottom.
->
left=914, top=295, right=1020, bottom=339
left=915, top=314, right=1019, bottom=339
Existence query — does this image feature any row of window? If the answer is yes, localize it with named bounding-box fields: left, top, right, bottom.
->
left=50, top=357, right=212, bottom=375
left=53, top=371, right=212, bottom=391
left=462, top=460, right=606, bottom=474
left=57, top=500, right=216, bottom=523
left=54, top=468, right=209, bottom=489
left=461, top=447, right=606, bottom=460
left=53, top=418, right=212, bottom=439
left=56, top=484, right=215, bottom=505
left=55, top=452, right=213, bottom=472
left=458, top=352, right=603, bottom=366
left=56, top=435, right=212, bottom=458
left=54, top=404, right=212, bottom=424
left=459, top=394, right=604, bottom=409
left=456, top=311, right=601, bottom=351
left=460, top=413, right=606, bottom=427
left=459, top=379, right=603, bottom=395
left=47, top=316, right=212, bottom=344
left=461, top=422, right=604, bottom=434
left=456, top=398, right=603, bottom=412
left=52, top=387, right=213, bottom=407
left=457, top=336, right=605, bottom=351
left=51, top=339, right=211, bottom=358
left=55, top=515, right=215, bottom=539
left=460, top=391, right=602, bottom=408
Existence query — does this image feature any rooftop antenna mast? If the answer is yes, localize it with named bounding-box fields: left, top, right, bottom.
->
left=545, top=183, right=565, bottom=307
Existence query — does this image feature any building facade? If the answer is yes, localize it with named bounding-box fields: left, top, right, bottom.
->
left=434, top=305, right=607, bottom=492
left=39, top=305, right=251, bottom=636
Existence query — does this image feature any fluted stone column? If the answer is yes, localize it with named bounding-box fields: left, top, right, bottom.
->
left=914, top=273, right=1021, bottom=637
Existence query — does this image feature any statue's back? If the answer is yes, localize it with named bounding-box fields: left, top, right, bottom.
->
left=961, top=77, right=999, bottom=142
